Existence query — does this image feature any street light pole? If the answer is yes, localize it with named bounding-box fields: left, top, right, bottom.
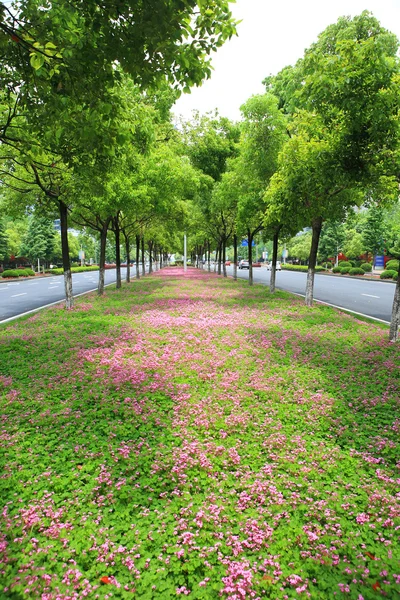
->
left=184, top=233, right=187, bottom=272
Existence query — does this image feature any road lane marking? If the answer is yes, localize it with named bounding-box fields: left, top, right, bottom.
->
left=362, top=294, right=380, bottom=298
left=0, top=282, right=115, bottom=324
left=11, top=293, right=27, bottom=297
left=28, top=282, right=39, bottom=285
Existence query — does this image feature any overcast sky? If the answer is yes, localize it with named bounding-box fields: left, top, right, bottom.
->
left=173, top=0, right=400, bottom=122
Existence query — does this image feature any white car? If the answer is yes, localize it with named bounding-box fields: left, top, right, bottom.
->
left=266, top=261, right=282, bottom=271
left=238, top=260, right=250, bottom=270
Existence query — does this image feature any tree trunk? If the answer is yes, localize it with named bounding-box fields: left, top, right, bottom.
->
left=148, top=241, right=153, bottom=274
left=305, top=216, right=323, bottom=307
left=217, top=242, right=222, bottom=275
left=59, top=200, right=73, bottom=309
left=114, top=216, right=121, bottom=290
left=270, top=227, right=281, bottom=294
left=141, top=236, right=145, bottom=276
left=207, top=241, right=211, bottom=272
left=389, top=274, right=400, bottom=342
left=160, top=248, right=163, bottom=269
left=124, top=233, right=130, bottom=283
left=135, top=234, right=140, bottom=279
left=98, top=218, right=111, bottom=296
left=233, top=234, right=238, bottom=281
left=222, top=238, right=227, bottom=277
left=248, top=230, right=253, bottom=286
left=214, top=245, right=218, bottom=273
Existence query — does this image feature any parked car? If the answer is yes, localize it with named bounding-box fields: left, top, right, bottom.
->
left=266, top=261, right=282, bottom=271
left=239, top=260, right=249, bottom=270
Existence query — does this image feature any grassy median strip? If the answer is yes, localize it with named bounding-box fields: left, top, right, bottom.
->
left=0, top=268, right=399, bottom=599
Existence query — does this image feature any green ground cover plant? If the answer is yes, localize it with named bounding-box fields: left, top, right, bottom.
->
left=0, top=268, right=399, bottom=599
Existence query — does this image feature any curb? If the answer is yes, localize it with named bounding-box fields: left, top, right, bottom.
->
left=281, top=270, right=397, bottom=284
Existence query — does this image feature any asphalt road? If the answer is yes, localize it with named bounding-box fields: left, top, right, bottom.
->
left=226, top=266, right=395, bottom=323
left=0, top=266, right=396, bottom=324
left=0, top=268, right=128, bottom=323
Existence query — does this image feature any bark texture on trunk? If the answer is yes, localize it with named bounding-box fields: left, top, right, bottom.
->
left=141, top=236, right=145, bottom=276
left=233, top=234, right=237, bottom=281
left=148, top=241, right=153, bottom=274
left=207, top=241, right=211, bottom=272
left=222, top=239, right=227, bottom=277
left=248, top=231, right=253, bottom=286
left=59, top=200, right=73, bottom=309
left=125, top=236, right=130, bottom=283
left=98, top=218, right=111, bottom=296
left=217, top=242, right=222, bottom=275
left=114, top=216, right=121, bottom=289
left=305, top=216, right=323, bottom=307
left=135, top=235, right=140, bottom=279
left=389, top=275, right=400, bottom=342
left=270, top=228, right=281, bottom=294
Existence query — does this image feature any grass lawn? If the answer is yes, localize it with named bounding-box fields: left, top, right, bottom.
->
left=0, top=267, right=399, bottom=599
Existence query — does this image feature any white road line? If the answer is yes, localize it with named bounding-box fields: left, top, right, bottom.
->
left=11, top=293, right=27, bottom=298
left=28, top=282, right=39, bottom=285
left=0, top=282, right=114, bottom=324
left=361, top=294, right=380, bottom=298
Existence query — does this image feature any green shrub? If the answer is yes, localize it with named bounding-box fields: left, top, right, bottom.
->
left=338, top=261, right=352, bottom=267
left=332, top=266, right=341, bottom=273
left=393, top=273, right=398, bottom=281
left=2, top=269, right=35, bottom=277
left=340, top=267, right=351, bottom=274
left=50, top=266, right=99, bottom=275
left=349, top=268, right=365, bottom=276
left=385, top=259, right=399, bottom=272
left=380, top=269, right=397, bottom=279
left=281, top=264, right=325, bottom=272
left=360, top=263, right=372, bottom=272
left=354, top=260, right=362, bottom=267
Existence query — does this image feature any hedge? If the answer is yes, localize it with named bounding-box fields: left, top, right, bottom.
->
left=1, top=269, right=32, bottom=278
left=380, top=270, right=397, bottom=279
left=360, top=263, right=372, bottom=272
left=385, top=260, right=399, bottom=272
left=338, top=261, right=352, bottom=267
left=332, top=266, right=341, bottom=273
left=340, top=267, right=351, bottom=274
left=349, top=268, right=365, bottom=276
left=50, top=266, right=100, bottom=275
left=281, top=264, right=325, bottom=272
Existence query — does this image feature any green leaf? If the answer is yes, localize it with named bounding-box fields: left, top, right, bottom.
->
left=30, top=53, right=45, bottom=70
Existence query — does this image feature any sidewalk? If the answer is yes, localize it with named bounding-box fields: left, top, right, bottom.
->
left=0, top=267, right=399, bottom=598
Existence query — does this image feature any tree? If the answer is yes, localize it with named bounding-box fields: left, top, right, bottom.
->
left=287, top=231, right=312, bottom=263
left=183, top=112, right=240, bottom=275
left=362, top=205, right=387, bottom=266
left=232, top=94, right=288, bottom=287
left=318, top=221, right=345, bottom=264
left=0, top=219, right=9, bottom=262
left=20, top=213, right=56, bottom=267
left=265, top=12, right=400, bottom=307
